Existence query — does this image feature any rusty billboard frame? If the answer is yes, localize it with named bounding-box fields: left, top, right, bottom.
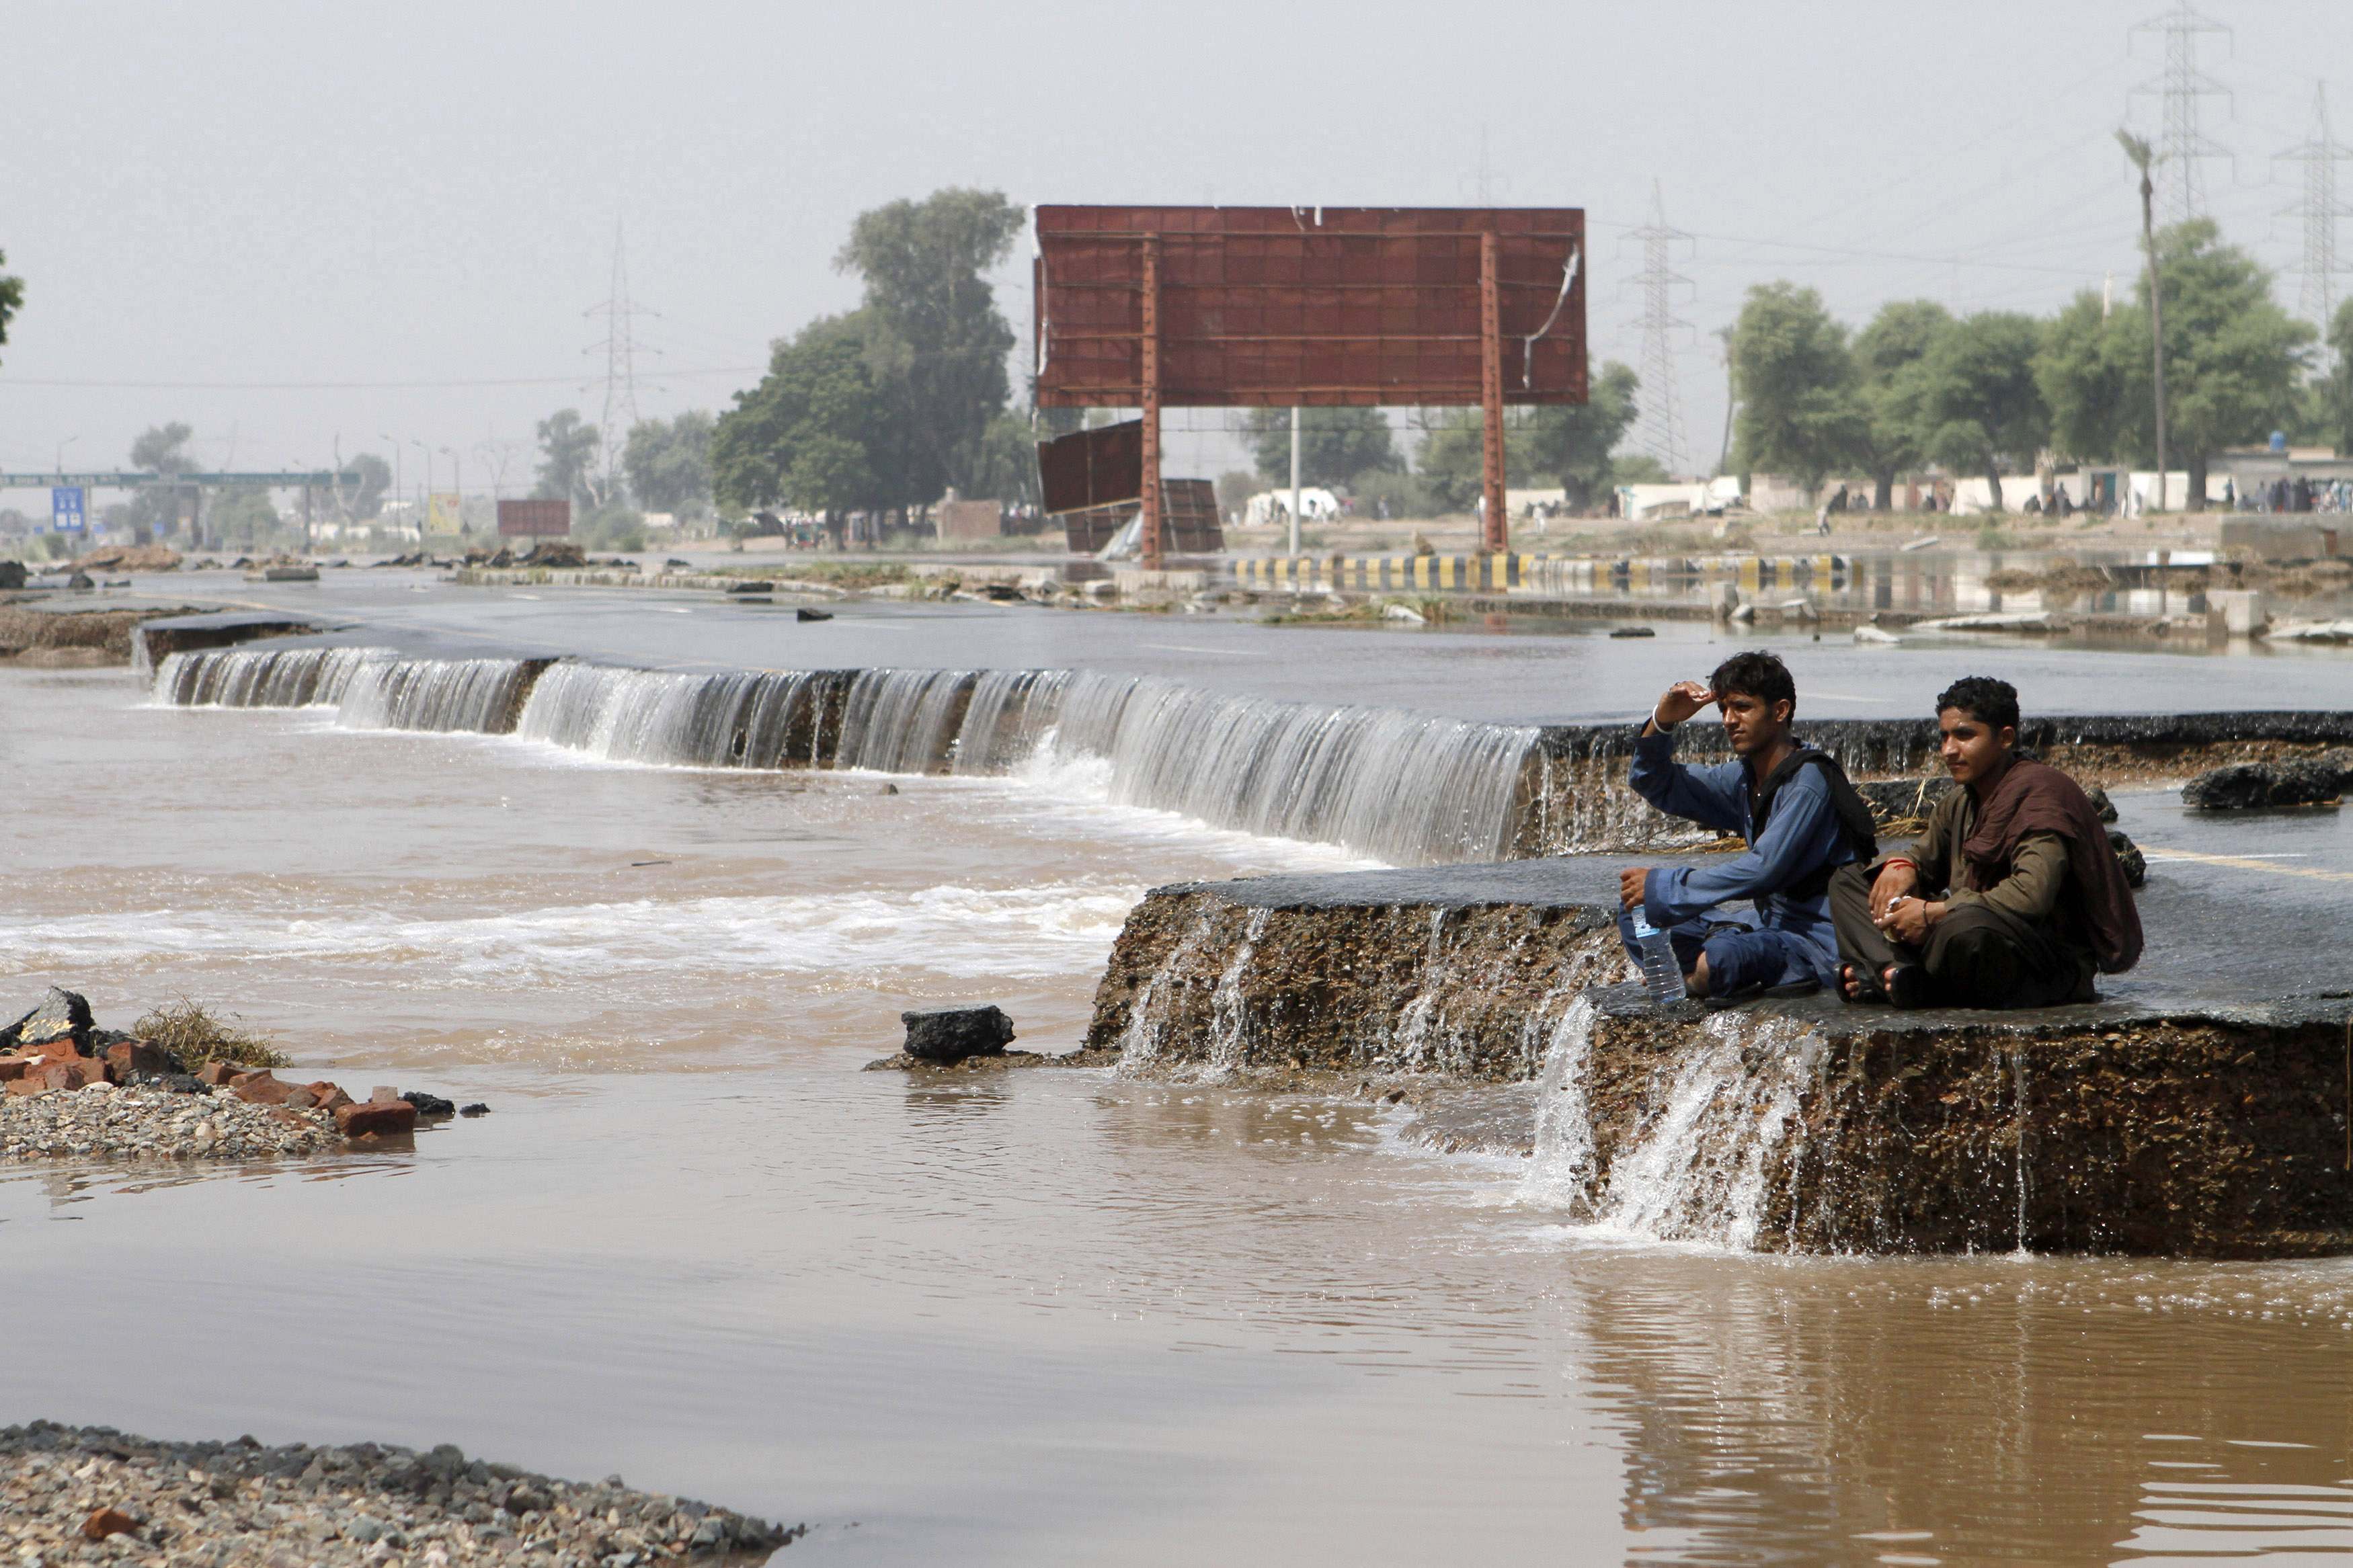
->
left=1033, top=205, right=1585, bottom=561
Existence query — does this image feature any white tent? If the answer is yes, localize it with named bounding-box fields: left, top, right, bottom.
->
left=1244, top=488, right=1341, bottom=526
left=1618, top=477, right=1741, bottom=520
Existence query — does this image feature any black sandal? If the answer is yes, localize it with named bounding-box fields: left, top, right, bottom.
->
left=1884, top=964, right=1931, bottom=1009
left=1840, top=964, right=1886, bottom=1003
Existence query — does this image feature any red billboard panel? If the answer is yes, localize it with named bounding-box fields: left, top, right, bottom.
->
left=1034, top=206, right=1585, bottom=408
left=497, top=499, right=571, bottom=538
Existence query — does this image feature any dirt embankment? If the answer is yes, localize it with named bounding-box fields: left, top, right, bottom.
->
left=0, top=606, right=167, bottom=667
left=1086, top=877, right=2353, bottom=1256
left=1086, top=884, right=1624, bottom=1083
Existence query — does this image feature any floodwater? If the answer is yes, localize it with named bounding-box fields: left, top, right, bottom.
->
left=7, top=581, right=2353, bottom=1565
left=77, top=561, right=2353, bottom=720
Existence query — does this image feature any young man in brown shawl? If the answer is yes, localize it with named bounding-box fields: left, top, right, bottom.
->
left=1830, top=675, right=2142, bottom=1009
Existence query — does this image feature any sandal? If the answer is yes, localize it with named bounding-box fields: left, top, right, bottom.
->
left=1884, top=964, right=1931, bottom=1009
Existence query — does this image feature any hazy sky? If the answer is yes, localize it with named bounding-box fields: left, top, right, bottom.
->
left=4, top=0, right=2348, bottom=500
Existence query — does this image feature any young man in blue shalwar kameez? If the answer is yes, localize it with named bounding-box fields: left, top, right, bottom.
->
left=1616, top=651, right=1878, bottom=1006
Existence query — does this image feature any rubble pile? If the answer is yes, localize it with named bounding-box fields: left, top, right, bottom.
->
left=0, top=987, right=473, bottom=1161
left=0, top=1422, right=801, bottom=1563
left=71, top=543, right=184, bottom=573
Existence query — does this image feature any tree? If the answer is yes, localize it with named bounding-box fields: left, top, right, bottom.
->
left=1729, top=282, right=1866, bottom=493
left=210, top=489, right=280, bottom=548
left=126, top=423, right=197, bottom=536
left=0, top=249, right=22, bottom=365
left=2118, top=132, right=2171, bottom=509
left=1913, top=312, right=2047, bottom=512
left=2036, top=221, right=2311, bottom=506
left=1215, top=470, right=1259, bottom=515
left=2035, top=290, right=2141, bottom=466
left=622, top=411, right=716, bottom=515
left=131, top=422, right=195, bottom=474
left=711, top=313, right=893, bottom=524
left=963, top=411, right=1041, bottom=509
left=1415, top=408, right=1533, bottom=512
left=1851, top=300, right=1950, bottom=509
left=1242, top=407, right=1402, bottom=487
left=835, top=188, right=1024, bottom=502
left=337, top=452, right=391, bottom=521
left=1523, top=360, right=1640, bottom=508
left=533, top=409, right=602, bottom=509
left=2313, top=298, right=2353, bottom=454
left=2151, top=220, right=2312, bottom=506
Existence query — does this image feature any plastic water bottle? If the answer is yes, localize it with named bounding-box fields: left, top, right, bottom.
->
left=1630, top=913, right=1685, bottom=1005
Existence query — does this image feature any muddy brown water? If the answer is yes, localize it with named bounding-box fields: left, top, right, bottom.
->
left=8, top=632, right=2353, bottom=1564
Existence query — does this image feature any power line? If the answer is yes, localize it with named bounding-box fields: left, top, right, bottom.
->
left=1625, top=179, right=1696, bottom=479
left=2276, top=82, right=2353, bottom=332
left=2130, top=1, right=2233, bottom=223
left=1584, top=216, right=2107, bottom=278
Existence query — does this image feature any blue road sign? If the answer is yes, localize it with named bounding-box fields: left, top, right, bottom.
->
left=50, top=486, right=85, bottom=534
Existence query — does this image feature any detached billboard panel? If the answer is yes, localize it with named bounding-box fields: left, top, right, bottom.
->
left=1037, top=420, right=1144, bottom=515
left=497, top=499, right=571, bottom=538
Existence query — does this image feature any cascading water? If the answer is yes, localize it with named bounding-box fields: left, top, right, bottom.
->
left=335, top=657, right=536, bottom=735
left=953, top=669, right=1070, bottom=776
left=1204, top=907, right=1272, bottom=1077
left=836, top=669, right=979, bottom=774
left=157, top=647, right=390, bottom=711
left=1042, top=671, right=1536, bottom=865
left=513, top=663, right=834, bottom=768
left=1115, top=906, right=1222, bottom=1072
left=155, top=647, right=528, bottom=733
left=158, top=651, right=1542, bottom=865
left=1521, top=1001, right=1824, bottom=1249
left=1522, top=995, right=1602, bottom=1212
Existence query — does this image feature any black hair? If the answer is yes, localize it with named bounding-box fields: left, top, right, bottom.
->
left=1709, top=650, right=1796, bottom=714
left=1936, top=675, right=2020, bottom=733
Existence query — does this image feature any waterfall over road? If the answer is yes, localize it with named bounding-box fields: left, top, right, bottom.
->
left=153, top=648, right=1539, bottom=866
left=156, top=647, right=536, bottom=735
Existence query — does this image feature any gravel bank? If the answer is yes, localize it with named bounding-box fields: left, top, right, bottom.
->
left=0, top=1084, right=342, bottom=1161
left=0, top=1422, right=801, bottom=1564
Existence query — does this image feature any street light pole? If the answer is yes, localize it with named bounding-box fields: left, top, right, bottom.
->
left=1289, top=407, right=1302, bottom=558
left=54, top=436, right=77, bottom=474
left=409, top=438, right=431, bottom=540
left=441, top=446, right=463, bottom=536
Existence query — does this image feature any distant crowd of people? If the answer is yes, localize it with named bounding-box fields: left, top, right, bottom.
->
left=2238, top=475, right=2353, bottom=514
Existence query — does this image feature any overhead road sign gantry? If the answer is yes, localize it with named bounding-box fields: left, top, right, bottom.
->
left=0, top=470, right=362, bottom=489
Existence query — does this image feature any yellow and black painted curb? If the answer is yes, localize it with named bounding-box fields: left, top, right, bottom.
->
left=1234, top=553, right=1846, bottom=593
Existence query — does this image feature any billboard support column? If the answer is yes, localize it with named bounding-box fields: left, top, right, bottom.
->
left=1139, top=233, right=1162, bottom=571
left=1480, top=230, right=1507, bottom=556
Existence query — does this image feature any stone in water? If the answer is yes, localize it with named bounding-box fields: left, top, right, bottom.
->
left=901, top=1005, right=1016, bottom=1064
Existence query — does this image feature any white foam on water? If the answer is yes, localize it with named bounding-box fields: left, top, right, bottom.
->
left=0, top=880, right=1144, bottom=987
